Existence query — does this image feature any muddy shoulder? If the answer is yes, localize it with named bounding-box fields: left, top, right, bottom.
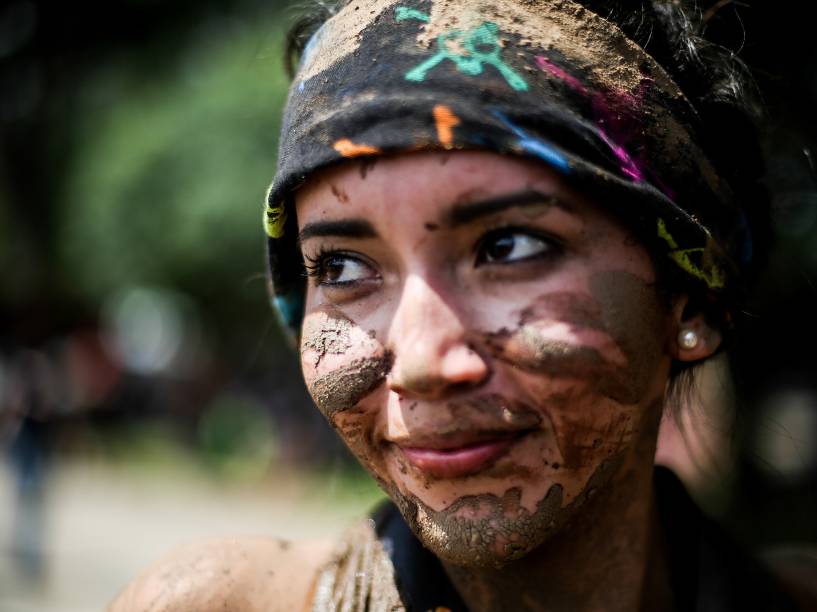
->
left=106, top=536, right=335, bottom=611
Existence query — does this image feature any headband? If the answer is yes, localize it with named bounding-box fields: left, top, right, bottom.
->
left=265, top=0, right=751, bottom=334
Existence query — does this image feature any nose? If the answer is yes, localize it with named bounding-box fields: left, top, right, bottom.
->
left=387, top=274, right=490, bottom=399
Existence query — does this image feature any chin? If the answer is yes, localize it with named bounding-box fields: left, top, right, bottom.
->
left=387, top=481, right=562, bottom=568
left=384, top=455, right=623, bottom=568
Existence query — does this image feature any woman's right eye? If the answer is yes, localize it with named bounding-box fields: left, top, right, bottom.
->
left=305, top=252, right=378, bottom=286
left=475, top=228, right=558, bottom=266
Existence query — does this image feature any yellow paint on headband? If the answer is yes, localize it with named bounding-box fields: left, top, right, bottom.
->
left=657, top=218, right=725, bottom=290
left=265, top=201, right=287, bottom=239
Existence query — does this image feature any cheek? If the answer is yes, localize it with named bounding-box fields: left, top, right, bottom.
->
left=300, top=307, right=391, bottom=420
left=522, top=384, right=638, bottom=476
left=588, top=269, right=670, bottom=397
left=477, top=271, right=670, bottom=476
left=484, top=270, right=670, bottom=406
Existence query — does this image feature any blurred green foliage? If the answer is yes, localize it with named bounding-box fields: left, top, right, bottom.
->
left=55, top=15, right=289, bottom=342
left=197, top=392, right=277, bottom=480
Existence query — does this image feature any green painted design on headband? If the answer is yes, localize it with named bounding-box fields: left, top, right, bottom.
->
left=394, top=6, right=429, bottom=22
left=396, top=9, right=528, bottom=92
left=657, top=218, right=725, bottom=289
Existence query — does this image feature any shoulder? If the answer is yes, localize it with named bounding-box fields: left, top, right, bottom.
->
left=107, top=536, right=334, bottom=612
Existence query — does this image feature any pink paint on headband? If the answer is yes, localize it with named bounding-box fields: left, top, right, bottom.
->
left=535, top=55, right=646, bottom=183
left=534, top=56, right=589, bottom=96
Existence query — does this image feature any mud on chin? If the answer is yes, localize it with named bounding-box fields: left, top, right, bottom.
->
left=385, top=456, right=621, bottom=568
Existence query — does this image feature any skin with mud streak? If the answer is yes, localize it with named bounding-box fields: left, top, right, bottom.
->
left=485, top=271, right=668, bottom=405
left=295, top=151, right=720, bottom=611
left=301, top=307, right=394, bottom=418
left=392, top=455, right=621, bottom=567
left=307, top=355, right=393, bottom=417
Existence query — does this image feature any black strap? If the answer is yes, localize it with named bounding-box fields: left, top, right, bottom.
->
left=373, top=501, right=468, bottom=612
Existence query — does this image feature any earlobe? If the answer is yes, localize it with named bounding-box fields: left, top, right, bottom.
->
left=670, top=295, right=723, bottom=362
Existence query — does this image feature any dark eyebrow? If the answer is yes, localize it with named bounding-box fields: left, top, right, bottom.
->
left=446, top=190, right=574, bottom=227
left=298, top=219, right=378, bottom=243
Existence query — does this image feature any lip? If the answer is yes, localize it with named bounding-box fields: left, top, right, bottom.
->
left=397, top=432, right=527, bottom=479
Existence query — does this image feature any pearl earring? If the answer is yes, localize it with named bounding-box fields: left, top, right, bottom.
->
left=678, top=329, right=699, bottom=350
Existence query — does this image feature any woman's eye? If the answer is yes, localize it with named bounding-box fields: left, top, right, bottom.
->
left=477, top=230, right=553, bottom=265
left=307, top=253, right=377, bottom=286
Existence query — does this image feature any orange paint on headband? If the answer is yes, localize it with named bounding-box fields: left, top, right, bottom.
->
left=333, top=138, right=382, bottom=157
left=433, top=104, right=460, bottom=149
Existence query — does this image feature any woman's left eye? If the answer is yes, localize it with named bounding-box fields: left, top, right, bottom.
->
left=476, top=229, right=555, bottom=265
left=304, top=250, right=379, bottom=287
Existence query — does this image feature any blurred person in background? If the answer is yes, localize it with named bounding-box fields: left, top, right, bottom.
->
left=1, top=348, right=57, bottom=581
left=110, top=0, right=817, bottom=610
left=1, top=330, right=121, bottom=585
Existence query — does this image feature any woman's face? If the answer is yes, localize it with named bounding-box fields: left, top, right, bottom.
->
left=296, top=151, right=683, bottom=567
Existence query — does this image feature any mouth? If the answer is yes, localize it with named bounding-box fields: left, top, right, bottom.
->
left=396, top=431, right=530, bottom=479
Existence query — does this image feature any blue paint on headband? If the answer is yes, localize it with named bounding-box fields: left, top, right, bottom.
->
left=492, top=110, right=570, bottom=174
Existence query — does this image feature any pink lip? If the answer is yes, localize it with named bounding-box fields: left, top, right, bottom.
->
left=399, top=434, right=524, bottom=479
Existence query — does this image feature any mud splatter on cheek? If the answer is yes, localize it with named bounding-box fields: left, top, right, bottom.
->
left=545, top=388, right=636, bottom=470
left=472, top=284, right=665, bottom=478
left=329, top=411, right=403, bottom=503
left=483, top=279, right=668, bottom=405
left=484, top=325, right=639, bottom=404
left=334, top=414, right=378, bottom=465
left=301, top=309, right=355, bottom=367
left=588, top=270, right=668, bottom=400
left=516, top=291, right=606, bottom=331
left=300, top=308, right=392, bottom=419
left=307, top=354, right=393, bottom=418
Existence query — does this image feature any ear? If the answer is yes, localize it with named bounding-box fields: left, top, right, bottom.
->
left=669, top=294, right=722, bottom=362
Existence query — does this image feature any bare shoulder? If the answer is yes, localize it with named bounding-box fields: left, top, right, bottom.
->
left=107, top=536, right=334, bottom=612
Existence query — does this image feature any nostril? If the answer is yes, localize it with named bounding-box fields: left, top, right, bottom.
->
left=387, top=373, right=483, bottom=400
left=387, top=343, right=490, bottom=399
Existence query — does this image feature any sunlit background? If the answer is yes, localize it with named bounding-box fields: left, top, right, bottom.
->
left=1, top=1, right=816, bottom=610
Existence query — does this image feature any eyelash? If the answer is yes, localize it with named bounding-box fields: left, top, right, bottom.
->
left=303, top=245, right=376, bottom=288
left=303, top=245, right=335, bottom=279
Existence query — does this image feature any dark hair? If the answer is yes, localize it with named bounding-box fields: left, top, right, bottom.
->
left=283, top=0, right=769, bottom=410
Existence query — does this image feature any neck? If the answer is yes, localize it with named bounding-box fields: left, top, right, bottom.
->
left=442, top=453, right=672, bottom=612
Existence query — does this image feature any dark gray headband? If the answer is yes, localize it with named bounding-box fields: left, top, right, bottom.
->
left=266, top=0, right=750, bottom=334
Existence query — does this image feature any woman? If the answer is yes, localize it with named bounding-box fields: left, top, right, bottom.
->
left=111, top=1, right=809, bottom=610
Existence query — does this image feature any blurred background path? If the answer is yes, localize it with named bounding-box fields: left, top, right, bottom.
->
left=0, top=456, right=382, bottom=611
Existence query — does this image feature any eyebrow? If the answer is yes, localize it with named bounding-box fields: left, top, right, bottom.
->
left=446, top=190, right=574, bottom=227
left=298, top=219, right=378, bottom=243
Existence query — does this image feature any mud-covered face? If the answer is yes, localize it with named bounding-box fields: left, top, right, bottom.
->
left=296, top=150, right=679, bottom=568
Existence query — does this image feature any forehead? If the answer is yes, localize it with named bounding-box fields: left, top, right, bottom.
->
left=294, top=150, right=587, bottom=224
